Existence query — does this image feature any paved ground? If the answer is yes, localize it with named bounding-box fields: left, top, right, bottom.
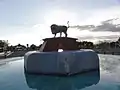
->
left=0, top=51, right=27, bottom=59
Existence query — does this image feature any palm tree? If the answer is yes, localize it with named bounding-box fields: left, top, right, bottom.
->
left=26, top=44, right=29, bottom=50
left=26, top=44, right=29, bottom=48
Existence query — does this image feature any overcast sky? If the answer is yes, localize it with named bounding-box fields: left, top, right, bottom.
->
left=0, top=0, right=120, bottom=45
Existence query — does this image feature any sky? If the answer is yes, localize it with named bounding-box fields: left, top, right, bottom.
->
left=0, top=0, right=120, bottom=46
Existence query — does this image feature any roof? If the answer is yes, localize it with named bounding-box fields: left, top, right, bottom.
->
left=43, top=37, right=78, bottom=41
left=41, top=37, right=79, bottom=52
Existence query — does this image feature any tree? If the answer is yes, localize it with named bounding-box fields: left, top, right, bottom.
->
left=77, top=41, right=94, bottom=49
left=8, top=45, right=15, bottom=52
left=0, top=40, right=9, bottom=52
left=96, top=41, right=110, bottom=49
left=118, top=37, right=120, bottom=42
left=30, top=44, right=37, bottom=50
left=0, top=40, right=9, bottom=48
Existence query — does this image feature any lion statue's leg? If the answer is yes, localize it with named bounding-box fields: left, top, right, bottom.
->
left=60, top=32, right=62, bottom=37
left=54, top=33, right=56, bottom=37
left=64, top=32, right=67, bottom=37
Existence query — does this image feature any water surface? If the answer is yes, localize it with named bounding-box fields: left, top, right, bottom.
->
left=0, top=54, right=120, bottom=90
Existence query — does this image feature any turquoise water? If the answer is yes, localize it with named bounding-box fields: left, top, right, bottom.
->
left=0, top=54, right=120, bottom=90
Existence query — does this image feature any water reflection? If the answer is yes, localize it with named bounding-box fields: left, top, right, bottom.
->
left=24, top=70, right=100, bottom=90
left=0, top=62, right=7, bottom=66
left=0, top=62, right=8, bottom=68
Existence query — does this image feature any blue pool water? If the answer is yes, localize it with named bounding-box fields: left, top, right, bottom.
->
left=0, top=54, right=120, bottom=90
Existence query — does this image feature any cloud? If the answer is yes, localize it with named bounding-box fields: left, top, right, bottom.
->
left=101, top=18, right=119, bottom=24
left=78, top=5, right=120, bottom=25
left=92, top=18, right=120, bottom=32
left=70, top=25, right=95, bottom=30
left=71, top=18, right=120, bottom=32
